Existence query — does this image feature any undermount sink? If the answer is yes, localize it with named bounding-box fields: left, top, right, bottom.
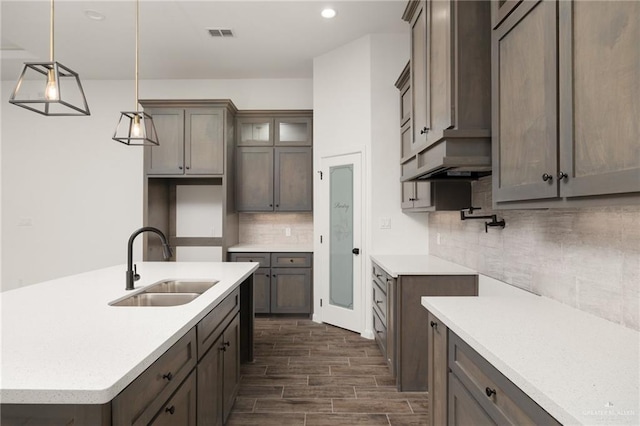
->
left=110, top=293, right=200, bottom=307
left=142, top=280, right=218, bottom=294
left=109, top=279, right=218, bottom=307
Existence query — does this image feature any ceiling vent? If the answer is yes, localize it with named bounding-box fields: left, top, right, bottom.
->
left=208, top=28, right=234, bottom=38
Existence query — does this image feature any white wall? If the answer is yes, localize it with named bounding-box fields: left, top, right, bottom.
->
left=313, top=33, right=424, bottom=337
left=1, top=78, right=312, bottom=291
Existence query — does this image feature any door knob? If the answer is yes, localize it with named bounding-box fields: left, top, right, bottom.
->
left=352, top=248, right=360, bottom=255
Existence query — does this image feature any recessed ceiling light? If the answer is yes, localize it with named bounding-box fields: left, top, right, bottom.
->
left=84, top=10, right=105, bottom=21
left=321, top=8, right=337, bottom=19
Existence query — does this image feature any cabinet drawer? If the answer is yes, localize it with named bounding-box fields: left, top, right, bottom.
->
left=372, top=262, right=391, bottom=283
left=112, top=329, right=197, bottom=426
left=372, top=308, right=387, bottom=357
left=372, top=278, right=387, bottom=322
left=197, top=288, right=240, bottom=359
left=229, top=252, right=270, bottom=267
left=149, top=370, right=197, bottom=426
left=271, top=252, right=312, bottom=268
left=449, top=332, right=560, bottom=425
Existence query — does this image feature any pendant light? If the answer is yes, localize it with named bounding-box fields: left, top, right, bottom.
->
left=8, top=0, right=90, bottom=116
left=112, top=0, right=159, bottom=146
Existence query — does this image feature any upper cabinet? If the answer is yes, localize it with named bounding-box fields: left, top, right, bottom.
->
left=396, top=61, right=473, bottom=212
left=401, top=0, right=492, bottom=180
left=142, top=100, right=237, bottom=176
left=492, top=0, right=640, bottom=208
left=235, top=111, right=313, bottom=212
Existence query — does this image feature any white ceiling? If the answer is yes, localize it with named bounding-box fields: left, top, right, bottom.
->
left=1, top=0, right=408, bottom=81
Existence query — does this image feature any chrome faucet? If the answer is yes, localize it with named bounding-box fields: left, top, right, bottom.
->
left=126, top=227, right=173, bottom=290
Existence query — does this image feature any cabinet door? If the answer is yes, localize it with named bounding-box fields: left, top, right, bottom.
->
left=275, top=117, right=312, bottom=146
left=150, top=371, right=197, bottom=426
left=236, top=147, right=274, bottom=211
left=412, top=182, right=433, bottom=209
left=274, top=147, right=312, bottom=212
left=401, top=182, right=416, bottom=210
left=449, top=373, right=496, bottom=426
left=492, top=0, right=558, bottom=203
left=185, top=109, right=224, bottom=175
left=222, top=314, right=241, bottom=423
left=146, top=108, right=185, bottom=175
left=237, top=117, right=273, bottom=146
left=559, top=0, right=640, bottom=198
left=430, top=0, right=454, bottom=136
left=253, top=267, right=271, bottom=314
left=427, top=312, right=448, bottom=426
left=197, top=334, right=223, bottom=426
left=410, top=1, right=430, bottom=148
left=270, top=268, right=312, bottom=314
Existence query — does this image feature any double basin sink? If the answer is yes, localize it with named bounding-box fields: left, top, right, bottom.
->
left=110, top=280, right=218, bottom=307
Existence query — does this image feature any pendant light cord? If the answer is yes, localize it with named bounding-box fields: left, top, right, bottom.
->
left=135, top=0, right=139, bottom=112
left=49, top=0, right=54, bottom=62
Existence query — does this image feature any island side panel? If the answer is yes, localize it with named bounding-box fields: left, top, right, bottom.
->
left=240, top=274, right=255, bottom=363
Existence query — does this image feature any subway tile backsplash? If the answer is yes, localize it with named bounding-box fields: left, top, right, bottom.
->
left=239, top=213, right=313, bottom=245
left=429, top=177, right=640, bottom=331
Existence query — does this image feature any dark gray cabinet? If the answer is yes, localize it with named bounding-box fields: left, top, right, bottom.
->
left=229, top=252, right=312, bottom=315
left=427, top=311, right=448, bottom=426
left=371, top=260, right=477, bottom=391
left=492, top=0, right=640, bottom=208
left=149, top=372, right=197, bottom=426
left=395, top=61, right=473, bottom=212
left=448, top=332, right=561, bottom=425
left=401, top=0, right=492, bottom=180
left=144, top=107, right=225, bottom=176
left=235, top=112, right=313, bottom=212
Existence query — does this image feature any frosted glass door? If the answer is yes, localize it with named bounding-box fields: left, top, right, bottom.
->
left=329, top=165, right=354, bottom=310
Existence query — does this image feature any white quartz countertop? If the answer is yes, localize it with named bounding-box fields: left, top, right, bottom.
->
left=370, top=255, right=477, bottom=277
left=0, top=261, right=258, bottom=405
left=422, top=296, right=640, bottom=425
left=227, top=243, right=313, bottom=253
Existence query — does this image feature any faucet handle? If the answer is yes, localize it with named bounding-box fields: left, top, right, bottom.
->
left=133, top=264, right=140, bottom=282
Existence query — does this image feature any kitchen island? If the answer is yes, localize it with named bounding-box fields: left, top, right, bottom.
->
left=0, top=261, right=258, bottom=424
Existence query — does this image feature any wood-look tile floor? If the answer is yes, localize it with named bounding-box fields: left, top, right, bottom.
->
left=227, top=317, right=428, bottom=426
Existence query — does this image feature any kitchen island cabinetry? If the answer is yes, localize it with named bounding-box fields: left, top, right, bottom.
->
left=229, top=252, right=312, bottom=315
left=492, top=0, right=640, bottom=208
left=370, top=256, right=478, bottom=391
left=0, top=262, right=257, bottom=426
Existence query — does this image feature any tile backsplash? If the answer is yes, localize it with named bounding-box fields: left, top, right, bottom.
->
left=429, top=177, right=640, bottom=331
left=239, top=213, right=313, bottom=245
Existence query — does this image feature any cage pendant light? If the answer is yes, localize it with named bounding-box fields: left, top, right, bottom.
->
left=9, top=0, right=90, bottom=116
left=112, top=0, right=159, bottom=146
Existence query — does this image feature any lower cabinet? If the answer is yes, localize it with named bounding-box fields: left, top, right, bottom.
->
left=371, top=261, right=477, bottom=391
left=425, top=309, right=561, bottom=425
left=149, top=372, right=197, bottom=426
left=197, top=313, right=240, bottom=426
left=229, top=252, right=312, bottom=315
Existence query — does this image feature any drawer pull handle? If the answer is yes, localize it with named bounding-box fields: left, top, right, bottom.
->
left=165, top=406, right=175, bottom=415
left=376, top=329, right=383, bottom=334
left=485, top=387, right=496, bottom=397
left=162, top=372, right=173, bottom=381
left=558, top=171, right=568, bottom=181
left=290, top=259, right=294, bottom=262
left=376, top=274, right=382, bottom=278
left=542, top=173, right=553, bottom=183
left=420, top=126, right=430, bottom=135
left=430, top=321, right=437, bottom=329
left=375, top=300, right=383, bottom=304
left=224, top=341, right=231, bottom=347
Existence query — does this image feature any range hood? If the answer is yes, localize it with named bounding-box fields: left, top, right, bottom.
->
left=400, top=130, right=492, bottom=181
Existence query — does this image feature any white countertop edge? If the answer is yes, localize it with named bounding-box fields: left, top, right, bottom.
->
left=0, top=263, right=260, bottom=405
left=370, top=255, right=477, bottom=278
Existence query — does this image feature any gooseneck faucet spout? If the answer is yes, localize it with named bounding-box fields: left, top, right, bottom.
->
left=126, top=227, right=172, bottom=290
